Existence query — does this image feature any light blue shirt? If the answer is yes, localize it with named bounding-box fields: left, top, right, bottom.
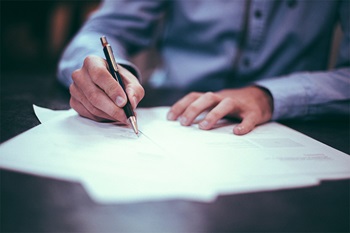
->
left=58, top=0, right=350, bottom=120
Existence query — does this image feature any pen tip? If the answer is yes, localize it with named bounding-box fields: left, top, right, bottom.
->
left=128, top=116, right=138, bottom=136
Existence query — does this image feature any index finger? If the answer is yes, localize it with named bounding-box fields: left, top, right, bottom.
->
left=167, top=92, right=201, bottom=121
left=233, top=113, right=258, bottom=135
left=85, top=55, right=128, bottom=107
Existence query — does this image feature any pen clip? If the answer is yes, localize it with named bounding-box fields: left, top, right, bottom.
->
left=108, top=48, right=119, bottom=72
left=100, top=36, right=119, bottom=72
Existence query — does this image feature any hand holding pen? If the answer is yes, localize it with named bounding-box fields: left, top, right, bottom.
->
left=68, top=39, right=144, bottom=133
left=100, top=36, right=138, bottom=135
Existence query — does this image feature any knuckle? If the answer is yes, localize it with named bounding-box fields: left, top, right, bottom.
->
left=69, top=83, right=79, bottom=97
left=83, top=56, right=107, bottom=82
left=89, top=107, right=101, bottom=117
left=71, top=69, right=82, bottom=82
left=69, top=84, right=74, bottom=95
left=105, top=83, right=118, bottom=96
left=223, top=97, right=236, bottom=106
left=83, top=55, right=97, bottom=67
left=90, top=69, right=104, bottom=83
left=250, top=112, right=260, bottom=122
left=204, top=91, right=216, bottom=100
left=87, top=91, right=101, bottom=106
left=132, top=86, right=145, bottom=102
left=169, top=105, right=180, bottom=116
left=189, top=92, right=200, bottom=99
left=207, top=111, right=220, bottom=121
left=109, top=108, right=122, bottom=119
left=138, top=86, right=145, bottom=99
left=187, top=104, right=200, bottom=113
left=69, top=98, right=76, bottom=109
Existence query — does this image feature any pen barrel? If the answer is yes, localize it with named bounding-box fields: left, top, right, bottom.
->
left=103, top=47, right=116, bottom=72
left=103, top=47, right=135, bottom=118
left=123, top=99, right=135, bottom=118
left=103, top=45, right=118, bottom=72
left=115, top=71, right=135, bottom=118
left=100, top=36, right=138, bottom=134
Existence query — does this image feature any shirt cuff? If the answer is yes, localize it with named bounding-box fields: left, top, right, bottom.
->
left=254, top=75, right=309, bottom=120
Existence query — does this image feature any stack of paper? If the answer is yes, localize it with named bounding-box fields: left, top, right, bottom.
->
left=0, top=106, right=349, bottom=203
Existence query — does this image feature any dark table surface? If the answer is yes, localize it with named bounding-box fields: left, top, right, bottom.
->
left=1, top=73, right=349, bottom=232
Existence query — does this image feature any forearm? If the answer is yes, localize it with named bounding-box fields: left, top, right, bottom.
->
left=57, top=31, right=139, bottom=88
left=57, top=0, right=165, bottom=88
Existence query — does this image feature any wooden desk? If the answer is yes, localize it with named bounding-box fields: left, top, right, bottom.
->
left=1, top=73, right=349, bottom=232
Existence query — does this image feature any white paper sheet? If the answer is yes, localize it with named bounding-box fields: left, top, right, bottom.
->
left=33, top=105, right=68, bottom=123
left=0, top=105, right=349, bottom=203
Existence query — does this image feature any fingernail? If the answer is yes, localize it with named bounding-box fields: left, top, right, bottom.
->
left=167, top=111, right=175, bottom=120
left=234, top=125, right=244, bottom=135
left=235, top=125, right=242, bottom=132
left=116, top=96, right=125, bottom=107
left=180, top=116, right=187, bottom=125
left=199, top=120, right=209, bottom=129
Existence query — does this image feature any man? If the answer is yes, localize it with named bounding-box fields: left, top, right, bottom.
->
left=58, top=0, right=349, bottom=135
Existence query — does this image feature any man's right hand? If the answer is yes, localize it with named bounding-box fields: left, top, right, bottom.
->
left=69, top=55, right=144, bottom=123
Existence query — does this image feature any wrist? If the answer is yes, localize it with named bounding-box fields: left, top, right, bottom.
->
left=252, top=85, right=274, bottom=118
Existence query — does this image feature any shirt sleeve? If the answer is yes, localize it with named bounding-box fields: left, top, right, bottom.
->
left=256, top=68, right=350, bottom=120
left=255, top=1, right=350, bottom=120
left=56, top=0, right=166, bottom=88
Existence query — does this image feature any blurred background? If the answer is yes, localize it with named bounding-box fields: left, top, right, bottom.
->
left=0, top=1, right=342, bottom=76
left=1, top=0, right=159, bottom=81
left=1, top=0, right=101, bottom=74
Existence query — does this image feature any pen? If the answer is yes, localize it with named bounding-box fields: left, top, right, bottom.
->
left=100, top=36, right=138, bottom=135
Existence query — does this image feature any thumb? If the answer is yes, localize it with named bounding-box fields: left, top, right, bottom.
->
left=233, top=113, right=257, bottom=135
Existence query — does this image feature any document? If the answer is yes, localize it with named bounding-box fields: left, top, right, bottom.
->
left=0, top=106, right=349, bottom=203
